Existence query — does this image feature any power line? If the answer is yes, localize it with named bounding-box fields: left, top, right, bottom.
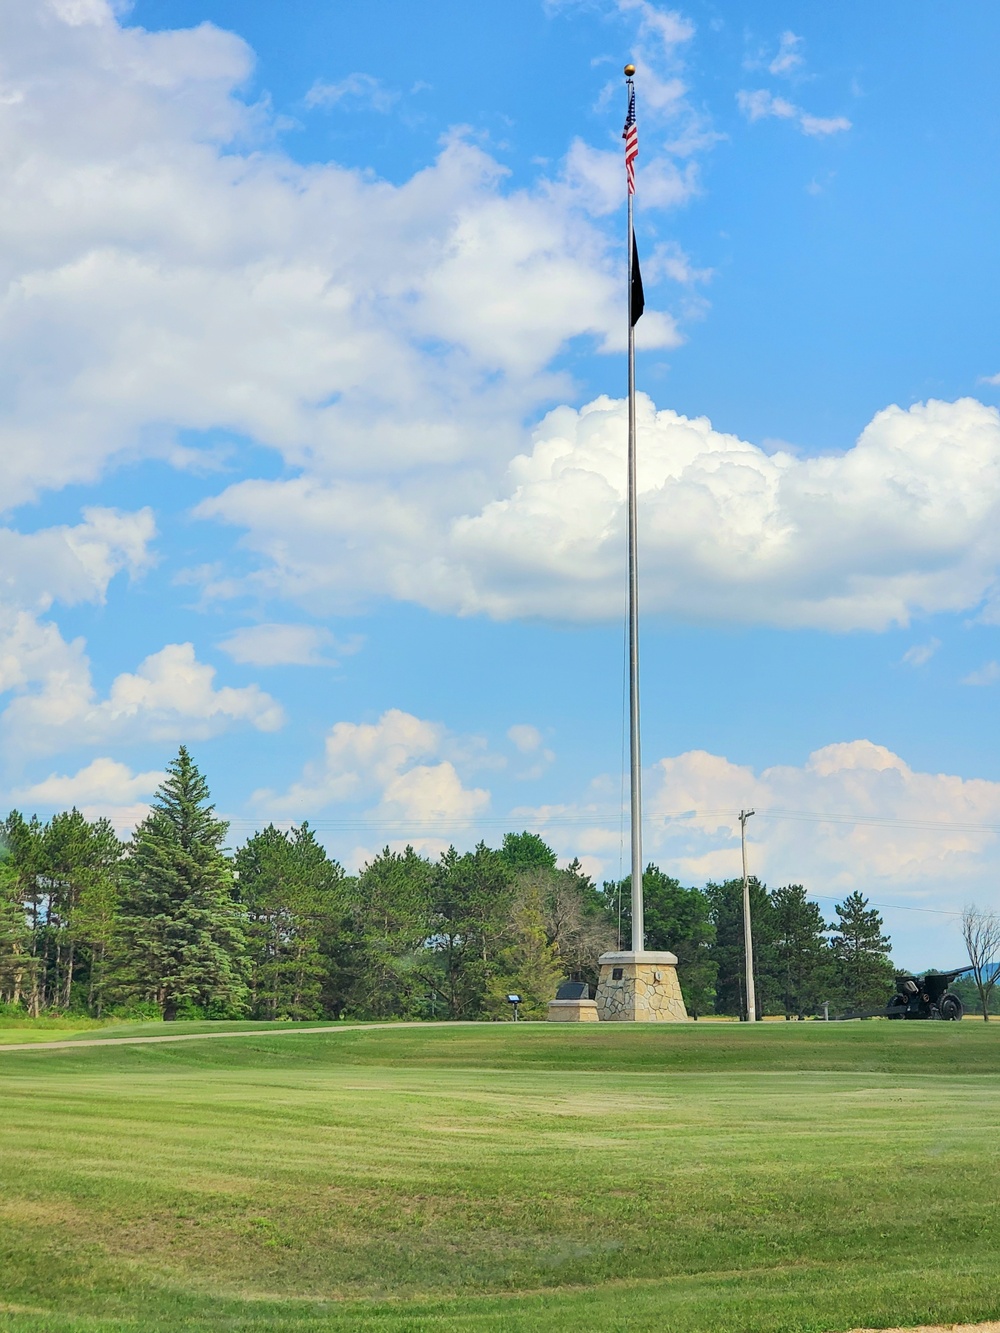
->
left=809, top=894, right=964, bottom=920
left=218, top=806, right=1000, bottom=835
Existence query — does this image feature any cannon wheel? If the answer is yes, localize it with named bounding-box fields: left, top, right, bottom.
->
left=939, top=993, right=963, bottom=1021
left=886, top=994, right=907, bottom=1019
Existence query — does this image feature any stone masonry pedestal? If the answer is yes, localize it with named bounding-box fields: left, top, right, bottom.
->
left=594, top=951, right=688, bottom=1022
left=546, top=998, right=600, bottom=1022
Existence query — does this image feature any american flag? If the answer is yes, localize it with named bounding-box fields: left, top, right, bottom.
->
left=622, top=86, right=638, bottom=195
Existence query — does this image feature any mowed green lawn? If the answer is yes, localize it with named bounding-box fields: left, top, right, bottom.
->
left=0, top=1018, right=352, bottom=1045
left=1, top=1022, right=999, bottom=1332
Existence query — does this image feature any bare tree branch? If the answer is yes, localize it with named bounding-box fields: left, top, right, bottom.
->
left=962, top=904, right=1000, bottom=1021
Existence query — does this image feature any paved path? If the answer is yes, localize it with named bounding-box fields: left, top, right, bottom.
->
left=0, top=1020, right=479, bottom=1055
left=849, top=1324, right=1000, bottom=1332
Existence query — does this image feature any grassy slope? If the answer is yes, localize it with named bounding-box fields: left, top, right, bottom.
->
left=1, top=1022, right=999, bottom=1332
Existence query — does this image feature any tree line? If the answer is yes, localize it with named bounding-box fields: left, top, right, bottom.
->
left=0, top=746, right=900, bottom=1022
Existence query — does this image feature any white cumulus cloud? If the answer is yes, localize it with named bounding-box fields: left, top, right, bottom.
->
left=0, top=507, right=154, bottom=613
left=0, top=0, right=700, bottom=519
left=305, top=72, right=399, bottom=114
left=205, top=392, right=1000, bottom=631
left=515, top=738, right=1000, bottom=965
left=508, top=724, right=544, bottom=754
left=0, top=635, right=284, bottom=754
left=10, top=756, right=164, bottom=832
left=254, top=708, right=490, bottom=847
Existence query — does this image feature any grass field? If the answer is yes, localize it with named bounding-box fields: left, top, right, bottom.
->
left=0, top=1017, right=349, bottom=1046
left=1, top=1021, right=999, bottom=1332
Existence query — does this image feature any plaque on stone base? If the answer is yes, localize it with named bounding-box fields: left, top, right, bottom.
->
left=594, top=950, right=688, bottom=1022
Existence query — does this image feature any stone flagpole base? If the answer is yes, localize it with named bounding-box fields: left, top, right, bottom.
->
left=594, top=951, right=689, bottom=1022
left=546, top=998, right=600, bottom=1022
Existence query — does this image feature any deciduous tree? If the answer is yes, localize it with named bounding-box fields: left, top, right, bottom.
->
left=961, top=904, right=1000, bottom=1022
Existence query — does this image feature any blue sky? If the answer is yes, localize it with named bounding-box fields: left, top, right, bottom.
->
left=2, top=0, right=1000, bottom=967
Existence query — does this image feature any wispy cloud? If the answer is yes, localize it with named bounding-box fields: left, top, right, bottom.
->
left=218, top=624, right=363, bottom=668
left=902, top=638, right=940, bottom=668
left=738, top=89, right=797, bottom=123
left=305, top=72, right=399, bottom=114
left=616, top=0, right=694, bottom=55
left=963, top=661, right=1000, bottom=687
left=769, top=30, right=804, bottom=77
left=738, top=88, right=851, bottom=137
left=800, top=112, right=852, bottom=137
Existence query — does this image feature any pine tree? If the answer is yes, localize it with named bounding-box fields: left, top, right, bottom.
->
left=0, top=813, right=44, bottom=1014
left=42, top=811, right=123, bottom=1011
left=0, top=844, right=33, bottom=1009
left=706, top=877, right=777, bottom=1018
left=115, top=747, right=248, bottom=1021
left=429, top=843, right=514, bottom=1019
left=237, top=822, right=345, bottom=1020
left=498, top=831, right=558, bottom=875
left=345, top=846, right=435, bottom=1019
left=771, top=884, right=829, bottom=1019
left=829, top=891, right=895, bottom=1012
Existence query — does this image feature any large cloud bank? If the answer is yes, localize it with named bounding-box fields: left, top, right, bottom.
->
left=0, top=0, right=694, bottom=766
left=208, top=393, right=1000, bottom=631
left=7, top=0, right=1000, bottom=642
left=0, top=0, right=684, bottom=515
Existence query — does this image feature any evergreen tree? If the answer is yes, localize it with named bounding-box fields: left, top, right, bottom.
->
left=498, top=831, right=558, bottom=875
left=706, top=877, right=777, bottom=1018
left=829, top=891, right=895, bottom=1012
left=429, top=843, right=514, bottom=1019
left=115, top=747, right=248, bottom=1020
left=41, top=811, right=122, bottom=1011
left=0, top=813, right=44, bottom=1014
left=770, top=884, right=829, bottom=1019
left=75, top=858, right=120, bottom=1018
left=345, top=846, right=434, bottom=1019
left=0, top=840, right=33, bottom=1009
left=237, top=823, right=346, bottom=1019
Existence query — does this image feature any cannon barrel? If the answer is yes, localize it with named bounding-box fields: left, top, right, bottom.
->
left=895, top=966, right=972, bottom=986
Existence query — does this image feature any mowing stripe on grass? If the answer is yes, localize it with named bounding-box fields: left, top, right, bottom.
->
left=0, top=1021, right=481, bottom=1056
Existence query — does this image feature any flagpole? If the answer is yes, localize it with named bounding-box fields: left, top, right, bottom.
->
left=587, top=66, right=686, bottom=1024
left=624, top=65, right=643, bottom=954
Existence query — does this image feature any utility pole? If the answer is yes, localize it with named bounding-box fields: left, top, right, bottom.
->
left=740, top=809, right=756, bottom=1023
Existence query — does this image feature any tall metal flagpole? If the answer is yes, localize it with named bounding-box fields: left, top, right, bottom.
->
left=624, top=65, right=643, bottom=954
left=577, top=66, right=686, bottom=1024
left=740, top=808, right=757, bottom=1022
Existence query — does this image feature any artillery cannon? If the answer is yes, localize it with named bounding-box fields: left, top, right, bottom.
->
left=885, top=967, right=971, bottom=1020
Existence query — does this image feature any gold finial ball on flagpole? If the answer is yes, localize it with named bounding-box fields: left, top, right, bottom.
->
left=624, top=63, right=636, bottom=76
